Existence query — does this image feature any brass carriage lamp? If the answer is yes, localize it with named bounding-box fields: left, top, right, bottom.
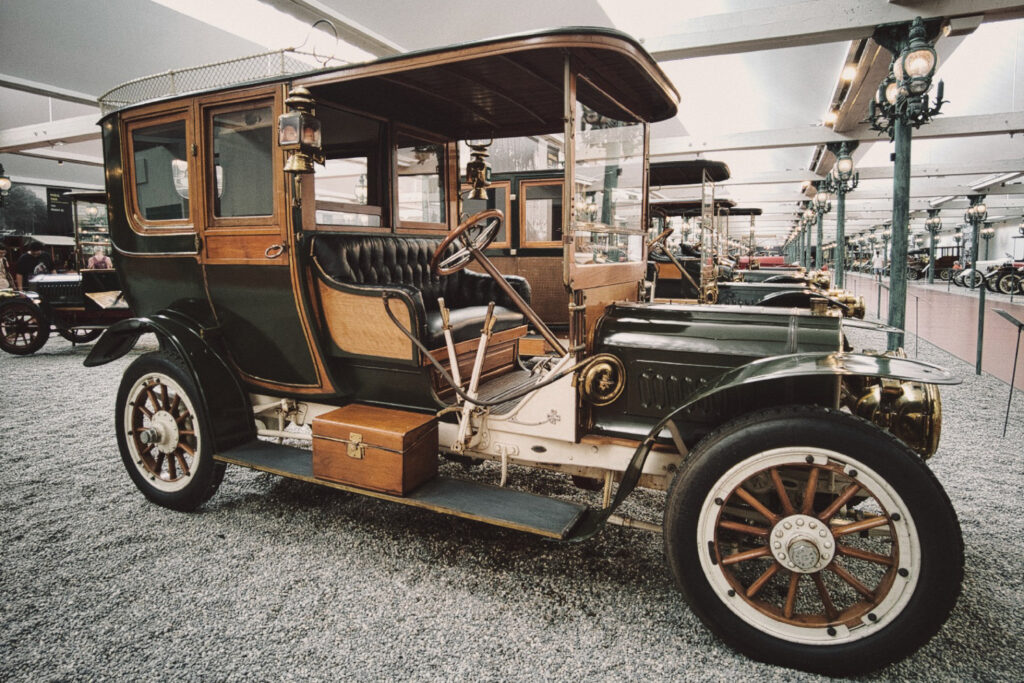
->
left=464, top=139, right=493, bottom=200
left=280, top=86, right=323, bottom=174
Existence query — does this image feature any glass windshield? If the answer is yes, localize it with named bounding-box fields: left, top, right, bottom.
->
left=75, top=200, right=111, bottom=269
left=572, top=104, right=645, bottom=265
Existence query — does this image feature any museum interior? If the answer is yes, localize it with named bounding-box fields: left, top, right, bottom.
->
left=1, top=1, right=1022, bottom=681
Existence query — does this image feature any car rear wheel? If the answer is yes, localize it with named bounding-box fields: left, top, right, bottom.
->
left=997, top=273, right=1021, bottom=295
left=937, top=268, right=952, bottom=281
left=664, top=405, right=962, bottom=676
left=58, top=327, right=103, bottom=344
left=115, top=351, right=225, bottom=511
left=0, top=300, right=50, bottom=355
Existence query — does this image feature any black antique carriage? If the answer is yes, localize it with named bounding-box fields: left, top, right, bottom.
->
left=0, top=192, right=130, bottom=355
left=85, top=28, right=962, bottom=675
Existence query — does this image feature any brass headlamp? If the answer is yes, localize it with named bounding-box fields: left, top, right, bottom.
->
left=280, top=87, right=324, bottom=174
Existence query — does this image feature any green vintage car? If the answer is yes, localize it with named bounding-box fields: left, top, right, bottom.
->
left=86, top=28, right=961, bottom=675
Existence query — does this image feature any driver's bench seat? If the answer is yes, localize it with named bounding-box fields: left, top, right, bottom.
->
left=312, top=235, right=531, bottom=352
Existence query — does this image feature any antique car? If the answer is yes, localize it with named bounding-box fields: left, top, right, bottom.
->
left=981, top=259, right=1024, bottom=294
left=0, top=191, right=130, bottom=355
left=85, top=28, right=962, bottom=675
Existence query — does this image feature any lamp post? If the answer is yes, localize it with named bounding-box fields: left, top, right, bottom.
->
left=980, top=224, right=995, bottom=260
left=868, top=15, right=945, bottom=350
left=813, top=184, right=831, bottom=270
left=924, top=209, right=942, bottom=284
left=964, top=195, right=987, bottom=289
left=825, top=142, right=859, bottom=287
left=802, top=205, right=815, bottom=270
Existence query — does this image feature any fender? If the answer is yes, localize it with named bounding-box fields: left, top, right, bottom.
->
left=567, top=351, right=959, bottom=541
left=84, top=311, right=256, bottom=452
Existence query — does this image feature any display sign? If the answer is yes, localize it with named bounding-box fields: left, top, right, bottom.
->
left=45, top=187, right=73, bottom=236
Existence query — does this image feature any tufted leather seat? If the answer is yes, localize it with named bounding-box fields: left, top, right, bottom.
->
left=313, top=234, right=531, bottom=348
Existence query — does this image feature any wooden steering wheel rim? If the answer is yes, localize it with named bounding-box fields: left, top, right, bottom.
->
left=430, top=208, right=504, bottom=276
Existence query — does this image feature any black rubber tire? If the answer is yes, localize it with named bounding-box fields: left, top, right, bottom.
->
left=115, top=351, right=225, bottom=511
left=0, top=300, right=50, bottom=355
left=664, top=405, right=963, bottom=676
left=937, top=268, right=952, bottom=281
left=906, top=269, right=920, bottom=281
left=984, top=274, right=1000, bottom=293
left=58, top=327, right=103, bottom=344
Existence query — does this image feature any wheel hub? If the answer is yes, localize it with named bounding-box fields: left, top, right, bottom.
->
left=770, top=513, right=835, bottom=573
left=148, top=410, right=180, bottom=454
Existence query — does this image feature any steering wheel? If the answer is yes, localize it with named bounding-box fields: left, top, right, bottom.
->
left=647, top=227, right=673, bottom=251
left=430, top=209, right=504, bottom=276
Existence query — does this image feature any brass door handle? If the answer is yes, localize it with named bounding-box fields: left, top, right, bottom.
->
left=265, top=243, right=287, bottom=259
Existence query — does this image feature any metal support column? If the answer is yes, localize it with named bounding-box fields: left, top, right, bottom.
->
left=887, top=116, right=911, bottom=351
left=816, top=211, right=824, bottom=271
left=835, top=189, right=846, bottom=288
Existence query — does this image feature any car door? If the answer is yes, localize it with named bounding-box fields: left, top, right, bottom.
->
left=197, top=87, right=334, bottom=394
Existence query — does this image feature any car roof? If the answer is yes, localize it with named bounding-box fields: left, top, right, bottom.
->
left=650, top=160, right=731, bottom=186
left=102, top=28, right=679, bottom=140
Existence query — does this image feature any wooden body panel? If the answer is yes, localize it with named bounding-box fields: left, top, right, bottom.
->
left=312, top=404, right=438, bottom=495
left=316, top=282, right=416, bottom=361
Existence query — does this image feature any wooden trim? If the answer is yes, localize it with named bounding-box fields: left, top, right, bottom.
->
left=120, top=106, right=196, bottom=236
left=424, top=325, right=527, bottom=399
left=519, top=178, right=564, bottom=249
left=315, top=200, right=382, bottom=216
left=569, top=261, right=645, bottom=290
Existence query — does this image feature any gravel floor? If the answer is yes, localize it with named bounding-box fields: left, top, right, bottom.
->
left=1, top=328, right=1022, bottom=682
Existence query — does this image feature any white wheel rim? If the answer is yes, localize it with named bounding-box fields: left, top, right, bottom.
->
left=123, top=372, right=201, bottom=493
left=696, top=447, right=921, bottom=646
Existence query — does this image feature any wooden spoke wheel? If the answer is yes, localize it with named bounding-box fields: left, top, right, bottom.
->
left=0, top=300, right=50, bottom=355
left=665, top=406, right=963, bottom=676
left=58, top=327, right=103, bottom=344
left=997, top=273, right=1021, bottom=295
left=116, top=352, right=225, bottom=511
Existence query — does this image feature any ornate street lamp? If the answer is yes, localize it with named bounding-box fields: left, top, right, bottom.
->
left=868, top=15, right=947, bottom=349
left=824, top=142, right=859, bottom=286
left=924, top=209, right=942, bottom=284
left=980, top=224, right=995, bottom=260
left=813, top=184, right=832, bottom=270
left=964, top=195, right=987, bottom=289
left=802, top=205, right=816, bottom=269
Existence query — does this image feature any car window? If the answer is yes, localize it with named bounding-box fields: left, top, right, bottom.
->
left=132, top=120, right=189, bottom=222
left=212, top=106, right=274, bottom=218
left=396, top=135, right=445, bottom=226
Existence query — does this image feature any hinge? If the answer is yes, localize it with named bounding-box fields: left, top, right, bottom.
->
left=194, top=234, right=202, bottom=253
left=346, top=433, right=365, bottom=459
left=190, top=143, right=198, bottom=157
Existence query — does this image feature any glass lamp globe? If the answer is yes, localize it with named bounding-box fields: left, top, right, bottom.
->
left=836, top=156, right=854, bottom=180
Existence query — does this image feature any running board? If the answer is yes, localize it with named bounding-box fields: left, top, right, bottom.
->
left=215, top=440, right=586, bottom=539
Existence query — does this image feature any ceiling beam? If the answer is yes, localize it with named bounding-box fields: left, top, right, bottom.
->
left=260, top=0, right=403, bottom=56
left=3, top=175, right=103, bottom=190
left=15, top=149, right=104, bottom=167
left=0, top=115, right=99, bottom=153
left=645, top=0, right=1024, bottom=61
left=719, top=158, right=1024, bottom=187
left=0, top=74, right=98, bottom=107
left=650, top=111, right=1024, bottom=156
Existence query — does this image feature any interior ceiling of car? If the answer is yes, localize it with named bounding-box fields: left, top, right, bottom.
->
left=2, top=0, right=1023, bottom=246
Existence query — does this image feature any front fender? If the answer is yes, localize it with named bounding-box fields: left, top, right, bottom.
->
left=567, top=351, right=958, bottom=541
left=84, top=311, right=255, bottom=452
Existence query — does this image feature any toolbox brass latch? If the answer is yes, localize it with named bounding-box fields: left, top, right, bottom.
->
left=347, top=433, right=365, bottom=459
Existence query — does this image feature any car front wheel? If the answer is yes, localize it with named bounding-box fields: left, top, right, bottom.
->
left=664, top=405, right=962, bottom=676
left=115, top=351, right=225, bottom=511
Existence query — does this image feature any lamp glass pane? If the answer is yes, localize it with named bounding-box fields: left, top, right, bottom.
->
left=904, top=48, right=936, bottom=78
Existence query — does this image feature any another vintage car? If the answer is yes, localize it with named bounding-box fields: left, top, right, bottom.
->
left=0, top=191, right=130, bottom=355
left=645, top=161, right=864, bottom=316
left=85, top=29, right=962, bottom=675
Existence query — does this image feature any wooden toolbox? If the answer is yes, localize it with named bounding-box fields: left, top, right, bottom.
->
left=312, top=404, right=438, bottom=495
